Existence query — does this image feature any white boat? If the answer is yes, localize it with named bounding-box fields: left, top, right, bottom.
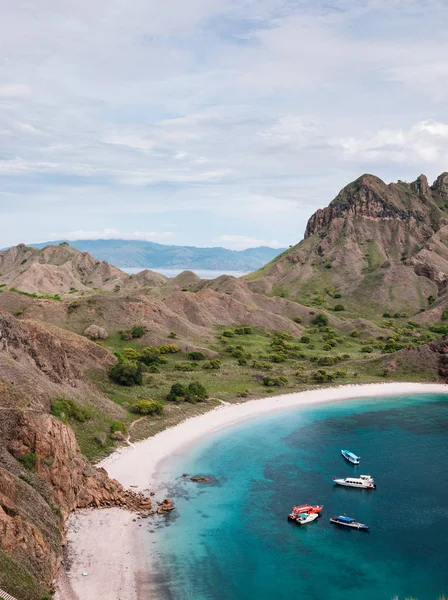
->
left=296, top=512, right=319, bottom=525
left=330, top=515, right=369, bottom=531
left=333, top=474, right=376, bottom=489
left=341, top=449, right=360, bottom=465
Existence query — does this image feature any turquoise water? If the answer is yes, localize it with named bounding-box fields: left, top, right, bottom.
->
left=147, top=395, right=448, bottom=600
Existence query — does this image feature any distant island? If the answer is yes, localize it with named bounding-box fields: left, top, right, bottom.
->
left=30, top=239, right=286, bottom=271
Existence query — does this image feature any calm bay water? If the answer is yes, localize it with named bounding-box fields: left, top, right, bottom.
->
left=147, top=395, right=448, bottom=600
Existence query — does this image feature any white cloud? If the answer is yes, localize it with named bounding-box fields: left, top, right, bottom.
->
left=218, top=235, right=285, bottom=250
left=60, top=229, right=175, bottom=242
left=0, top=83, right=30, bottom=98
left=2, top=0, right=448, bottom=248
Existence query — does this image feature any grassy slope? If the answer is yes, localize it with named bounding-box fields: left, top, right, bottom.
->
left=71, top=319, right=443, bottom=462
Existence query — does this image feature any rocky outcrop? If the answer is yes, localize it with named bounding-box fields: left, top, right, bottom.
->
left=84, top=324, right=109, bottom=340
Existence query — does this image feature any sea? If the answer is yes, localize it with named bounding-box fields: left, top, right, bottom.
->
left=122, top=268, right=248, bottom=279
left=144, top=394, right=448, bottom=600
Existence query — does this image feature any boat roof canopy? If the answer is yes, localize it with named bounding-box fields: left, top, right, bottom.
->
left=338, top=516, right=354, bottom=523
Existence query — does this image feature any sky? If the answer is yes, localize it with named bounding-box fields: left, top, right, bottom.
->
left=2, top=0, right=448, bottom=250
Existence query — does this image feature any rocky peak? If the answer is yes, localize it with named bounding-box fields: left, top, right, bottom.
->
left=410, top=174, right=429, bottom=196
left=304, top=173, right=432, bottom=239
left=432, top=172, right=448, bottom=203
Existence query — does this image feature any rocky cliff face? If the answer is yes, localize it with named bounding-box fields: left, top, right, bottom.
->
left=247, top=173, right=448, bottom=316
left=0, top=311, right=150, bottom=599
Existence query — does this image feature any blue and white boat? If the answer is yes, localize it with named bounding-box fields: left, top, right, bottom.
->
left=341, top=449, right=360, bottom=465
left=330, top=515, right=369, bottom=531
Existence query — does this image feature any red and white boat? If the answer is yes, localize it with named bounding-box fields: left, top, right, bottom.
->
left=288, top=505, right=323, bottom=520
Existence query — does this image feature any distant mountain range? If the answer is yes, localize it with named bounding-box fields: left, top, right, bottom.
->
left=30, top=239, right=286, bottom=271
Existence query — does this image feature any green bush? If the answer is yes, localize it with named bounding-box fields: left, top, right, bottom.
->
left=263, top=376, right=288, bottom=387
left=18, top=453, right=37, bottom=471
left=166, top=382, right=208, bottom=403
left=110, top=421, right=128, bottom=435
left=333, top=292, right=342, bottom=299
left=243, top=326, right=253, bottom=334
left=202, top=359, right=222, bottom=369
left=122, top=347, right=140, bottom=360
left=442, top=311, right=448, bottom=321
left=68, top=300, right=81, bottom=313
left=159, top=344, right=180, bottom=354
left=361, top=346, right=373, bottom=353
left=168, top=331, right=177, bottom=338
left=300, top=336, right=311, bottom=344
left=333, top=304, right=345, bottom=312
left=139, top=346, right=161, bottom=365
left=109, top=360, right=143, bottom=386
left=174, top=362, right=199, bottom=371
left=119, top=325, right=148, bottom=340
left=350, top=330, right=359, bottom=338
left=222, top=329, right=235, bottom=337
left=313, top=314, right=328, bottom=327
left=188, top=351, right=206, bottom=361
left=51, top=395, right=92, bottom=423
left=293, top=316, right=303, bottom=324
left=132, top=400, right=164, bottom=415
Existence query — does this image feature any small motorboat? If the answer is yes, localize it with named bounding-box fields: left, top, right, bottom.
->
left=341, top=449, right=360, bottom=465
left=296, top=512, right=319, bottom=525
left=333, top=474, right=376, bottom=489
left=330, top=515, right=369, bottom=531
left=288, top=505, right=323, bottom=520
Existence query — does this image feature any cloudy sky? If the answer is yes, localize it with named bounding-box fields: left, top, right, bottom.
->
left=2, top=0, right=448, bottom=250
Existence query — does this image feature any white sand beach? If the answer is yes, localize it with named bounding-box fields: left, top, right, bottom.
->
left=55, top=382, right=448, bottom=600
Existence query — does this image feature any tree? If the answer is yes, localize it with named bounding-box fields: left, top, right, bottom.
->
left=333, top=304, right=345, bottom=312
left=186, top=381, right=208, bottom=403
left=167, top=383, right=188, bottom=401
left=110, top=359, right=142, bottom=386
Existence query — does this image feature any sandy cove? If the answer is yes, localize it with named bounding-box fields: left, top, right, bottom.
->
left=55, top=382, right=448, bottom=600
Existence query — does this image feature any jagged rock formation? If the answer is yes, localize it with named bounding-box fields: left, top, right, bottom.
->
left=247, top=173, right=448, bottom=315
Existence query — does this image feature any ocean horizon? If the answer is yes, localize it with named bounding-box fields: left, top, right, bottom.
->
left=143, top=394, right=448, bottom=600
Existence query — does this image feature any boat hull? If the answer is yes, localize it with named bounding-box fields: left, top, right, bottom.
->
left=330, top=518, right=369, bottom=531
left=334, top=480, right=375, bottom=489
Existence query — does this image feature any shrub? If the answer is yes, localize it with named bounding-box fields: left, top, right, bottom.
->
left=267, top=352, right=287, bottom=363
left=333, top=304, right=345, bottom=312
left=311, top=369, right=335, bottom=383
left=132, top=400, right=164, bottom=416
left=383, top=312, right=391, bottom=318
left=293, top=316, right=303, bottom=324
left=429, top=325, right=448, bottom=335
left=324, top=262, right=332, bottom=269
left=238, top=357, right=248, bottom=366
left=18, top=453, right=37, bottom=471
left=243, top=326, right=253, bottom=334
left=202, top=359, right=222, bottom=370
left=361, top=346, right=373, bottom=353
left=222, top=329, right=235, bottom=337
left=263, top=376, right=288, bottom=387
left=300, top=335, right=311, bottom=344
left=110, top=421, right=128, bottom=435
left=186, top=381, right=208, bottom=403
left=167, top=383, right=188, bottom=401
left=168, top=331, right=177, bottom=338
left=139, top=346, right=161, bottom=365
left=174, top=362, right=199, bottom=371
left=312, top=314, right=328, bottom=327
left=251, top=360, right=273, bottom=370
left=131, top=325, right=147, bottom=338
left=167, top=382, right=208, bottom=403
left=427, top=295, right=436, bottom=305
left=350, top=330, right=359, bottom=338
left=159, top=344, right=180, bottom=354
left=122, top=347, right=140, bottom=360
left=188, top=351, right=206, bottom=361
left=442, top=311, right=448, bottom=321
left=322, top=344, right=332, bottom=351
left=109, top=360, right=143, bottom=386
left=51, top=395, right=92, bottom=423
left=333, top=292, right=342, bottom=299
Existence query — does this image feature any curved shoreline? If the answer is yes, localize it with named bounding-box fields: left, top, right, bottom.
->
left=55, top=382, right=448, bottom=600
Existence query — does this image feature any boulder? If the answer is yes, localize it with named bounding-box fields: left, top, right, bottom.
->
left=84, top=324, right=108, bottom=340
